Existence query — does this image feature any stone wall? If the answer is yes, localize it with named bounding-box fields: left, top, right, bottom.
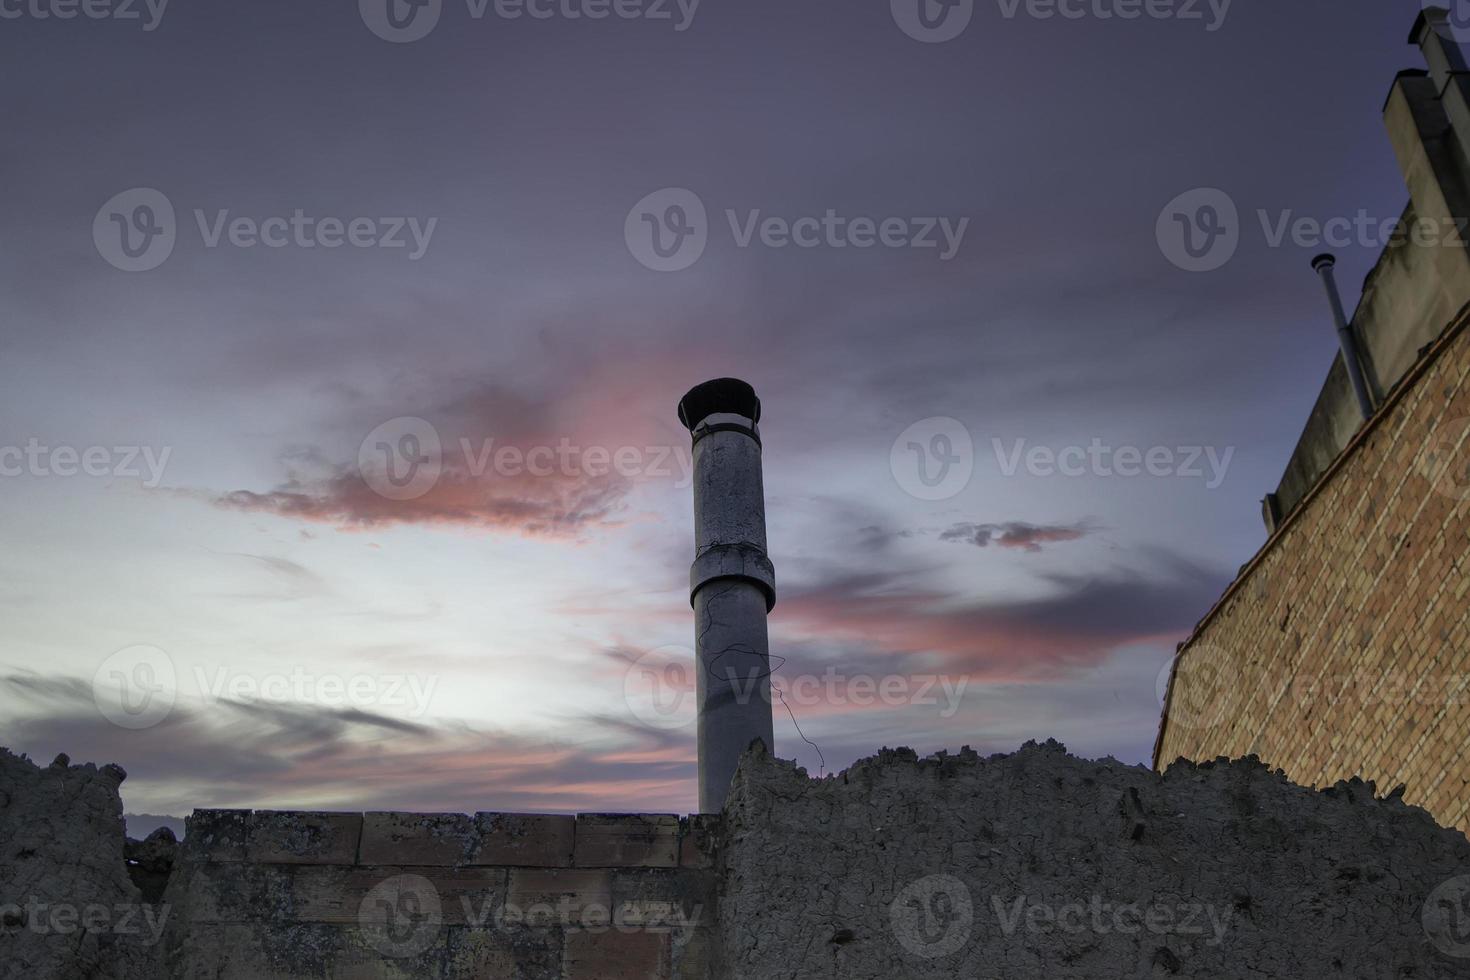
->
left=0, top=750, right=167, bottom=980
left=1157, top=311, right=1470, bottom=836
left=10, top=743, right=1470, bottom=978
left=161, top=808, right=719, bottom=979
left=718, top=741, right=1470, bottom=979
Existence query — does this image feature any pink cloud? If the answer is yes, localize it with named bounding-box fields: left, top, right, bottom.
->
left=213, top=464, right=630, bottom=537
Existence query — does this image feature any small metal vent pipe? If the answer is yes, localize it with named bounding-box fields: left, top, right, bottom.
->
left=1312, top=254, right=1375, bottom=421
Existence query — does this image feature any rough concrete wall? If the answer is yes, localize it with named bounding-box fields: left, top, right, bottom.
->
left=11, top=743, right=1470, bottom=978
left=1370, top=72, right=1470, bottom=401
left=1158, top=315, right=1470, bottom=835
left=0, top=750, right=164, bottom=980
left=1269, top=351, right=1367, bottom=526
left=1354, top=201, right=1469, bottom=405
left=718, top=741, right=1470, bottom=979
left=161, top=808, right=719, bottom=979
left=1268, top=71, right=1470, bottom=526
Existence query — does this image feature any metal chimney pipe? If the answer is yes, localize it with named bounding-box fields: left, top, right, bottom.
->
left=677, top=378, right=776, bottom=813
left=1311, top=254, right=1375, bottom=422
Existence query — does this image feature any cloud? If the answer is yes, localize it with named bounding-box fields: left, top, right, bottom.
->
left=196, top=377, right=682, bottom=537
left=938, top=520, right=1099, bottom=553
left=776, top=548, right=1228, bottom=681
left=197, top=552, right=332, bottom=602
left=0, top=670, right=695, bottom=816
left=209, top=460, right=631, bottom=537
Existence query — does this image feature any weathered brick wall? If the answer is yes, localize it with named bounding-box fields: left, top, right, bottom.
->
left=1157, top=312, right=1470, bottom=835
left=161, top=808, right=719, bottom=979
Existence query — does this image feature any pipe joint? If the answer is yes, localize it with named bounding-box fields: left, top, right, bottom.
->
left=689, top=543, right=776, bottom=611
left=689, top=418, right=761, bottom=448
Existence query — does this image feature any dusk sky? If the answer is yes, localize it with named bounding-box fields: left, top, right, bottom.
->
left=0, top=1, right=1432, bottom=822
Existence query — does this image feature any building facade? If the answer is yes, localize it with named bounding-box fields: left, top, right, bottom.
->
left=1155, top=9, right=1470, bottom=836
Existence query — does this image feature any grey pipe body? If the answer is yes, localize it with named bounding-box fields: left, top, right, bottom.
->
left=1312, top=254, right=1375, bottom=421
left=678, top=381, right=776, bottom=813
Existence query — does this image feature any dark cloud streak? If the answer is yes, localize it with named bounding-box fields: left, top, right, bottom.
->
left=1, top=672, right=695, bottom=814
left=937, top=520, right=1099, bottom=552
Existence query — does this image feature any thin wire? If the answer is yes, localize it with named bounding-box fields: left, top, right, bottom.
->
left=774, top=685, right=825, bottom=778
left=697, top=583, right=826, bottom=778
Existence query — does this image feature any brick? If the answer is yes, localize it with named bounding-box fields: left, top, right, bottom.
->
left=184, top=808, right=250, bottom=863
left=247, top=811, right=362, bottom=865
left=575, top=814, right=679, bottom=868
left=168, top=922, right=449, bottom=980
left=678, top=815, right=719, bottom=870
left=360, top=812, right=474, bottom=866
left=171, top=863, right=290, bottom=923
left=446, top=924, right=562, bottom=977
left=1159, top=323, right=1470, bottom=837
left=470, top=812, right=574, bottom=867
left=564, top=929, right=670, bottom=980
left=292, top=866, right=506, bottom=926
left=610, top=869, right=715, bottom=934
left=172, top=862, right=503, bottom=928
left=507, top=868, right=612, bottom=918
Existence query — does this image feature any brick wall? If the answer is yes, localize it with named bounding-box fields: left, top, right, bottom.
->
left=1156, top=310, right=1470, bottom=835
left=161, top=809, right=719, bottom=979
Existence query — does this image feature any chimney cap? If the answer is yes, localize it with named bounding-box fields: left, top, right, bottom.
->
left=678, top=378, right=761, bottom=431
left=1311, top=253, right=1337, bottom=272
left=1411, top=7, right=1449, bottom=45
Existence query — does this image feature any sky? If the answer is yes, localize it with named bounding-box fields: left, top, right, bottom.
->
left=0, top=0, right=1437, bottom=822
